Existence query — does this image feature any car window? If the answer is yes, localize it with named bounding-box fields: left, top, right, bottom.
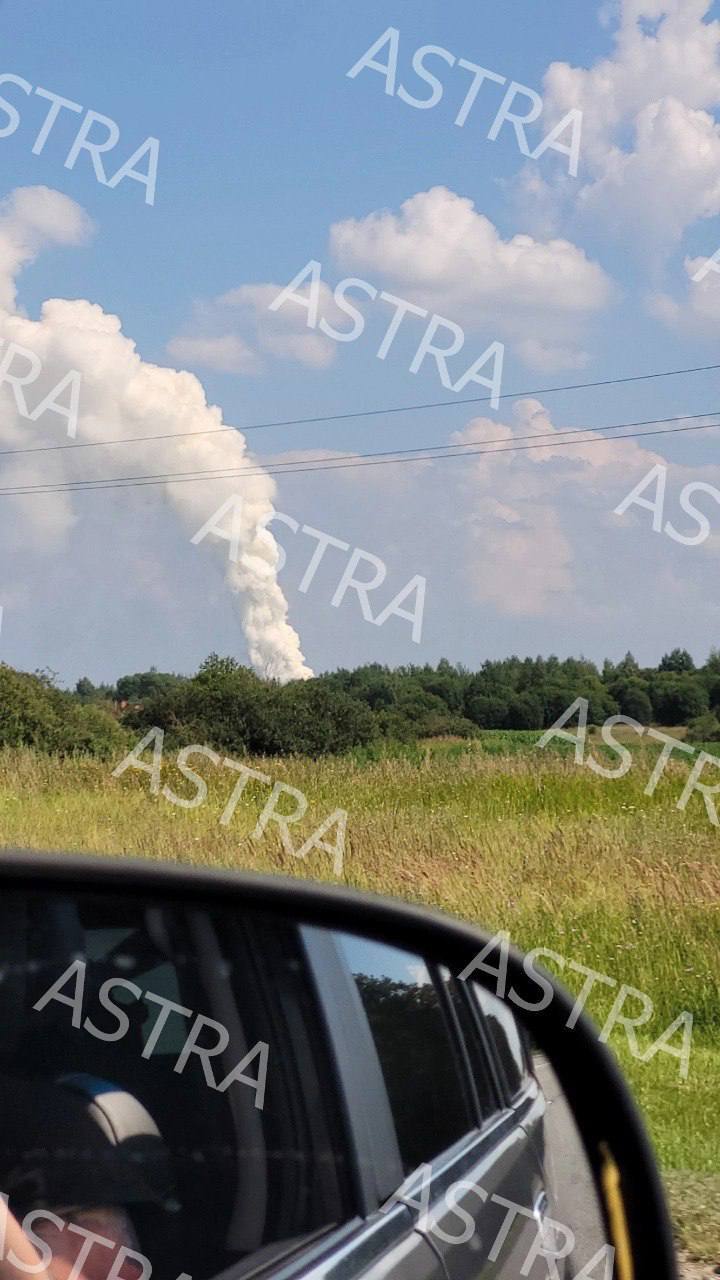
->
left=0, top=890, right=352, bottom=1280
left=335, top=933, right=473, bottom=1171
left=472, top=983, right=529, bottom=1099
left=438, top=966, right=502, bottom=1120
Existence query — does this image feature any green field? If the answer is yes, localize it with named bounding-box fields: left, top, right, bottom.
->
left=0, top=732, right=717, bottom=1258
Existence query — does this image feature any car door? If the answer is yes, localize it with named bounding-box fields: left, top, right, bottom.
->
left=313, top=933, right=550, bottom=1280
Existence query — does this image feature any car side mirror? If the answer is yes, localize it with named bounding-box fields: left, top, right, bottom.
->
left=0, top=852, right=675, bottom=1280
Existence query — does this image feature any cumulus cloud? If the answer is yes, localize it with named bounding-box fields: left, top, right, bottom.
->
left=166, top=333, right=261, bottom=374
left=577, top=97, right=720, bottom=244
left=446, top=398, right=669, bottom=615
left=0, top=186, right=312, bottom=681
left=220, top=282, right=345, bottom=369
left=0, top=185, right=93, bottom=312
left=647, top=247, right=720, bottom=332
left=331, top=186, right=612, bottom=325
left=540, top=0, right=720, bottom=249
left=166, top=276, right=351, bottom=375
left=168, top=187, right=613, bottom=375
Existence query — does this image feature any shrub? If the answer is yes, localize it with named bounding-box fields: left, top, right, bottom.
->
left=686, top=712, right=720, bottom=744
left=0, top=665, right=130, bottom=759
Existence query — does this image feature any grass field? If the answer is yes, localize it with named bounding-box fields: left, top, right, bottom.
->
left=0, top=731, right=717, bottom=1258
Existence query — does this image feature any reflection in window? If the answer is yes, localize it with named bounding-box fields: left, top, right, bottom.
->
left=473, top=983, right=528, bottom=1098
left=336, top=934, right=472, bottom=1171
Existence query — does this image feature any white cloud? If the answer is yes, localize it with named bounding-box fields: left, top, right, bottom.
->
left=545, top=0, right=720, bottom=162
left=578, top=97, right=720, bottom=245
left=649, top=240, right=720, bottom=335
left=168, top=187, right=613, bottom=377
left=445, top=398, right=658, bottom=614
left=220, top=282, right=343, bottom=369
left=540, top=0, right=720, bottom=249
left=329, top=186, right=612, bottom=369
left=166, top=333, right=262, bottom=374
left=331, top=186, right=611, bottom=318
left=166, top=276, right=350, bottom=375
left=274, top=394, right=720, bottom=634
left=276, top=397, right=679, bottom=621
left=0, top=185, right=93, bottom=311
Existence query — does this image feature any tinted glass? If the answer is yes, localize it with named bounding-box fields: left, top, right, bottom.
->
left=439, top=966, right=500, bottom=1119
left=473, top=983, right=528, bottom=1098
left=0, top=889, right=350, bottom=1280
left=336, top=934, right=472, bottom=1171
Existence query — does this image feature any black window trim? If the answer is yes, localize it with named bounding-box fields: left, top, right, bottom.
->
left=456, top=975, right=513, bottom=1109
left=440, top=969, right=508, bottom=1124
left=461, top=977, right=540, bottom=1111
left=428, top=960, right=483, bottom=1127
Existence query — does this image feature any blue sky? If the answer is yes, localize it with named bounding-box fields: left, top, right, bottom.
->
left=3, top=0, right=720, bottom=684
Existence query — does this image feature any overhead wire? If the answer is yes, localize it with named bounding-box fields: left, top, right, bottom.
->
left=0, top=360, right=718, bottom=460
left=0, top=407, right=717, bottom=492
left=1, top=415, right=718, bottom=498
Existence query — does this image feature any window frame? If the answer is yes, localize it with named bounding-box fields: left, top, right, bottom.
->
left=466, top=979, right=537, bottom=1108
left=436, top=965, right=507, bottom=1124
left=305, top=929, right=520, bottom=1198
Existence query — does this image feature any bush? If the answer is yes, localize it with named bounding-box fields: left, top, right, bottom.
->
left=506, top=693, right=544, bottom=729
left=465, top=693, right=510, bottom=729
left=686, top=712, right=720, bottom=743
left=128, top=659, right=379, bottom=758
left=127, top=654, right=271, bottom=754
left=0, top=665, right=130, bottom=759
left=264, top=682, right=378, bottom=756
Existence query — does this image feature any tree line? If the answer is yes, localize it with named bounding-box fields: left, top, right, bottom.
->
left=2, top=647, right=720, bottom=760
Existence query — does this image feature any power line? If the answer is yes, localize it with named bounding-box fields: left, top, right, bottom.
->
left=0, top=360, right=719, bottom=460
left=0, top=408, right=716, bottom=494
left=1, top=416, right=718, bottom=498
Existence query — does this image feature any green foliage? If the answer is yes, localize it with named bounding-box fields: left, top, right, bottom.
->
left=116, top=668, right=187, bottom=703
left=74, top=676, right=116, bottom=703
left=686, top=712, right=720, bottom=743
left=659, top=647, right=696, bottom=674
left=264, top=681, right=378, bottom=757
left=652, top=674, right=708, bottom=724
left=8, top=644, right=720, bottom=759
left=127, top=654, right=269, bottom=753
left=607, top=677, right=653, bottom=723
left=127, top=654, right=377, bottom=757
left=0, top=665, right=130, bottom=758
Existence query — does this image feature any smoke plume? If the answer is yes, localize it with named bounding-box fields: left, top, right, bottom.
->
left=0, top=186, right=313, bottom=682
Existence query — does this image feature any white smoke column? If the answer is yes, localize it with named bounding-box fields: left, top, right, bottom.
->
left=0, top=186, right=313, bottom=681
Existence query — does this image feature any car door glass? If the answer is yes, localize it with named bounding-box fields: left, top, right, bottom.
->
left=0, top=890, right=353, bottom=1280
left=473, top=982, right=527, bottom=1098
left=334, top=933, right=473, bottom=1171
left=438, top=966, right=501, bottom=1120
